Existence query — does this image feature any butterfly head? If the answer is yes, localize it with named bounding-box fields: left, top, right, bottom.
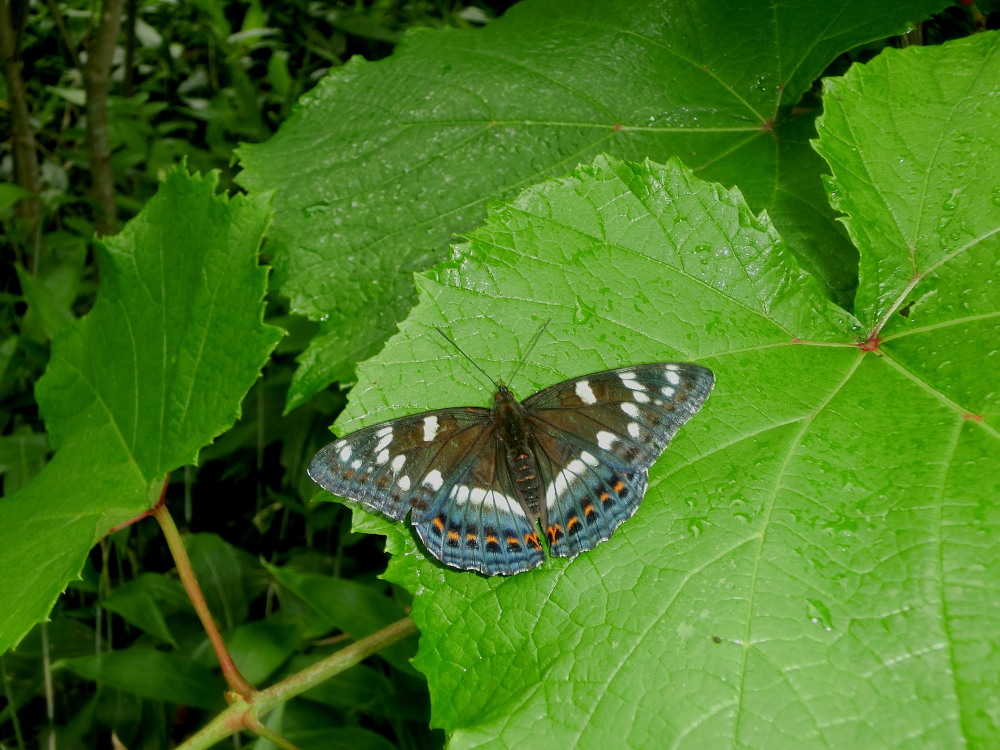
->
left=493, top=379, right=515, bottom=402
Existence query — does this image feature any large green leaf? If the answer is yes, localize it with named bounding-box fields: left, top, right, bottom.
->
left=238, top=0, right=949, bottom=409
left=0, top=168, right=282, bottom=654
left=315, top=33, right=998, bottom=747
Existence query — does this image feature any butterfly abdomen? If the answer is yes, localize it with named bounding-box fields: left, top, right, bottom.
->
left=492, top=385, right=544, bottom=518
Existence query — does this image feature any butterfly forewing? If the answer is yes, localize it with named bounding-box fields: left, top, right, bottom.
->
left=309, top=360, right=714, bottom=576
left=522, top=364, right=715, bottom=469
left=308, top=408, right=492, bottom=520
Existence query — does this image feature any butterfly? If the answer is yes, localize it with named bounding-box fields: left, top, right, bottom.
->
left=309, top=353, right=714, bottom=576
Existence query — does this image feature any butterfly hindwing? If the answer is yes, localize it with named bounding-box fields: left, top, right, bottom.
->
left=415, top=440, right=544, bottom=575
left=528, top=427, right=650, bottom=557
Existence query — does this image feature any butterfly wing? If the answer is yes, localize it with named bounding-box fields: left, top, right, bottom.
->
left=415, top=438, right=545, bottom=576
left=309, top=408, right=491, bottom=521
left=308, top=407, right=544, bottom=575
left=522, top=363, right=714, bottom=558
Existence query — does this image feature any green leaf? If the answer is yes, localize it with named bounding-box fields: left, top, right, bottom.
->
left=0, top=182, right=33, bottom=213
left=59, top=647, right=225, bottom=711
left=227, top=620, right=301, bottom=685
left=187, top=532, right=267, bottom=631
left=15, top=263, right=76, bottom=342
left=814, top=32, right=1000, bottom=336
left=0, top=167, right=282, bottom=654
left=98, top=573, right=191, bottom=646
left=267, top=563, right=415, bottom=672
left=314, top=34, right=998, bottom=744
left=0, top=432, right=49, bottom=493
left=237, top=0, right=949, bottom=409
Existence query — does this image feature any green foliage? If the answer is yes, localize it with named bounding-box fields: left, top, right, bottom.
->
left=238, top=0, right=951, bottom=409
left=2, top=0, right=997, bottom=748
left=0, top=166, right=280, bottom=653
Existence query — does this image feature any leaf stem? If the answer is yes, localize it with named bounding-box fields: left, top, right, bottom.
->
left=152, top=500, right=256, bottom=699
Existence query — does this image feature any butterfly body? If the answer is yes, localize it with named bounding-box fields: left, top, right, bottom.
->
left=309, top=363, right=714, bottom=576
left=492, top=383, right=546, bottom=523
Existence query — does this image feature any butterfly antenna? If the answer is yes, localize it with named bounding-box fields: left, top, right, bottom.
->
left=436, top=327, right=498, bottom=388
left=507, top=319, right=550, bottom=384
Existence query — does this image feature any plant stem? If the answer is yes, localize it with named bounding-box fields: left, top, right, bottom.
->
left=0, top=0, right=43, bottom=266
left=152, top=499, right=256, bottom=699
left=176, top=616, right=419, bottom=748
left=81, top=0, right=125, bottom=235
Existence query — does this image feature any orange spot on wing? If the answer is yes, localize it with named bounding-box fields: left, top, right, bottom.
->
left=613, top=480, right=625, bottom=493
left=447, top=530, right=460, bottom=542
left=433, top=516, right=445, bottom=532
left=583, top=503, right=595, bottom=517
left=524, top=531, right=541, bottom=549
left=567, top=515, right=580, bottom=531
left=546, top=524, right=563, bottom=544
left=506, top=536, right=520, bottom=547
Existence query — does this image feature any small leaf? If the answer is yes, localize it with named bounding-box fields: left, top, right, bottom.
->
left=99, top=573, right=191, bottom=646
left=15, top=264, right=76, bottom=342
left=227, top=620, right=301, bottom=685
left=187, top=532, right=265, bottom=631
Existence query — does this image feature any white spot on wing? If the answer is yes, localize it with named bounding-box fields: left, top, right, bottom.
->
left=423, top=416, right=439, bottom=442
left=620, top=371, right=647, bottom=391
left=391, top=454, right=406, bottom=473
left=580, top=451, right=599, bottom=467
left=633, top=391, right=651, bottom=403
left=423, top=470, right=444, bottom=490
left=621, top=402, right=640, bottom=419
left=376, top=449, right=390, bottom=465
left=665, top=369, right=681, bottom=386
left=597, top=430, right=617, bottom=450
left=351, top=459, right=362, bottom=470
left=476, top=488, right=526, bottom=517
left=661, top=386, right=675, bottom=398
left=398, top=475, right=411, bottom=491
left=575, top=380, right=597, bottom=405
left=545, top=458, right=588, bottom=509
left=338, top=445, right=352, bottom=462
left=453, top=486, right=525, bottom=516
left=628, top=422, right=641, bottom=439
left=374, top=430, right=393, bottom=453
